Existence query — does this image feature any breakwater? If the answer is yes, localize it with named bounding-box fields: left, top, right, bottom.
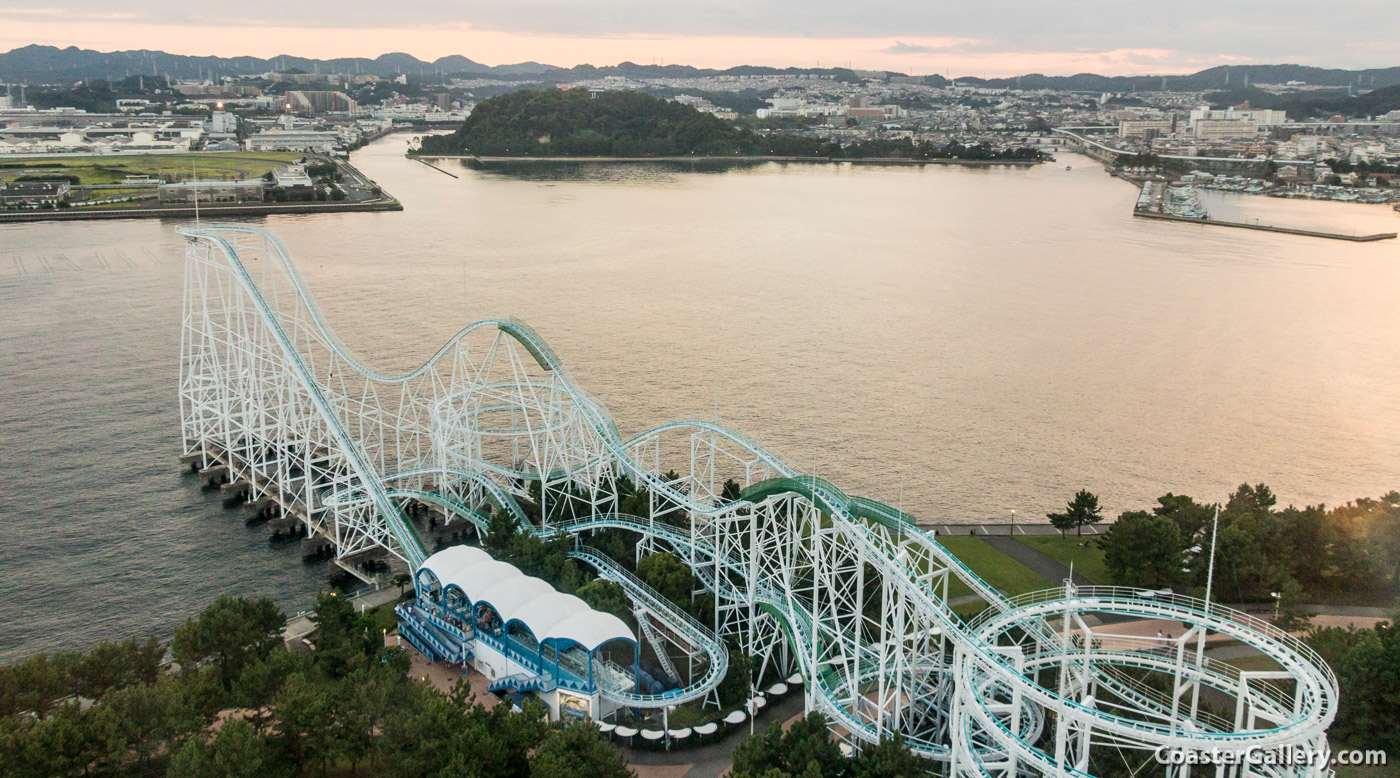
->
left=1133, top=209, right=1397, bottom=242
left=417, top=154, right=1040, bottom=167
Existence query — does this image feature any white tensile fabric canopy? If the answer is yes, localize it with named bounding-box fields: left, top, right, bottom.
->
left=419, top=545, right=490, bottom=588
left=418, top=546, right=634, bottom=650
left=512, top=591, right=632, bottom=650
left=476, top=575, right=555, bottom=617
left=447, top=560, right=522, bottom=603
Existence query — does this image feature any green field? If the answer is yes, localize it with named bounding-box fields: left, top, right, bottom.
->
left=1335, top=762, right=1400, bottom=778
left=1217, top=652, right=1282, bottom=673
left=1017, top=534, right=1110, bottom=584
left=935, top=535, right=1050, bottom=598
left=0, top=152, right=303, bottom=185
left=73, top=186, right=153, bottom=202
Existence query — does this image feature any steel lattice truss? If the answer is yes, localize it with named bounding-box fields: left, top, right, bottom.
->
left=179, top=226, right=1338, bottom=777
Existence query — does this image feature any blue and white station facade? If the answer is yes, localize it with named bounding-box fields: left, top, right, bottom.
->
left=397, top=545, right=638, bottom=721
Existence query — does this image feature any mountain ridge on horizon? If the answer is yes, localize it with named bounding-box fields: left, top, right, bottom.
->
left=3, top=44, right=1400, bottom=92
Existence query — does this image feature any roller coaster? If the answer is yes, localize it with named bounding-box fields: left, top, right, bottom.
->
left=178, top=225, right=1337, bottom=777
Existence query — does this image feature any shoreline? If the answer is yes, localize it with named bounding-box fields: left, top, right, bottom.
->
left=0, top=197, right=403, bottom=224
left=913, top=521, right=1104, bottom=536
left=1, top=144, right=404, bottom=224
left=415, top=153, right=1042, bottom=167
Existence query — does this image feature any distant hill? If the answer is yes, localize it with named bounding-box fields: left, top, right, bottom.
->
left=0, top=45, right=868, bottom=84
left=1349, top=83, right=1400, bottom=115
left=1199, top=83, right=1400, bottom=118
left=1, top=45, right=1397, bottom=98
left=1186, top=64, right=1400, bottom=89
left=0, top=44, right=549, bottom=83
left=954, top=64, right=1400, bottom=93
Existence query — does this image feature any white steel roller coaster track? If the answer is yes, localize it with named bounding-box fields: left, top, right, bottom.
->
left=177, top=225, right=1337, bottom=776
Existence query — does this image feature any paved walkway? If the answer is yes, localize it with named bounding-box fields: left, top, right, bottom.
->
left=1302, top=604, right=1391, bottom=619
left=623, top=692, right=808, bottom=778
left=918, top=522, right=1103, bottom=537
left=978, top=535, right=1089, bottom=587
left=282, top=584, right=402, bottom=643
left=390, top=633, right=500, bottom=706
left=384, top=624, right=807, bottom=778
left=1305, top=613, right=1389, bottom=630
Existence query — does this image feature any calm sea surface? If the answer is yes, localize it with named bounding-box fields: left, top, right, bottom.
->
left=2, top=136, right=1398, bottom=661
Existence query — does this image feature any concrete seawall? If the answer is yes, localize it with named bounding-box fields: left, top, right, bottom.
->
left=0, top=198, right=403, bottom=224
left=417, top=154, right=1041, bottom=167
left=1133, top=208, right=1397, bottom=242
left=912, top=521, right=1105, bottom=536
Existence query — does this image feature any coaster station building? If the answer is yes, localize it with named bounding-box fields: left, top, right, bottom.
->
left=397, top=545, right=638, bottom=722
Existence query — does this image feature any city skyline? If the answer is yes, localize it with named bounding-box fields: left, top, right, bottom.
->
left=2, top=0, right=1398, bottom=77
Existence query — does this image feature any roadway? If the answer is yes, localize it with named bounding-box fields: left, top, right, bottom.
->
left=1053, top=127, right=1309, bottom=165
left=314, top=152, right=397, bottom=205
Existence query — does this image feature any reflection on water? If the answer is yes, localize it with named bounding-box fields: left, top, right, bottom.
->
left=1, top=135, right=1398, bottom=660
left=447, top=157, right=777, bottom=182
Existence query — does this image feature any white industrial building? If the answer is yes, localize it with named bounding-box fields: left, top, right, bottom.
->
left=245, top=130, right=340, bottom=152
left=1188, top=105, right=1288, bottom=130
left=1193, top=119, right=1264, bottom=141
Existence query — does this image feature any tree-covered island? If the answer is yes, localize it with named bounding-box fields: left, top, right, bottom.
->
left=417, top=89, right=1046, bottom=161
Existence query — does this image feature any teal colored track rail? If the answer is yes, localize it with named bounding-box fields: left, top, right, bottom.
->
left=180, top=225, right=1338, bottom=765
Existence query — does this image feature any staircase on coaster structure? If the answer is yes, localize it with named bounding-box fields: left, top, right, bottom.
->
left=396, top=603, right=472, bottom=663
left=634, top=607, right=682, bottom=685
left=398, top=622, right=443, bottom=663
left=488, top=673, right=547, bottom=694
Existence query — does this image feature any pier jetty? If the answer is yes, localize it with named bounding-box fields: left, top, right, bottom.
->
left=1134, top=180, right=1396, bottom=242
left=1133, top=209, right=1397, bottom=242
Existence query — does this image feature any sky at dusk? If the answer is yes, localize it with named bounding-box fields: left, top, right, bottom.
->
left=1, top=1, right=1397, bottom=76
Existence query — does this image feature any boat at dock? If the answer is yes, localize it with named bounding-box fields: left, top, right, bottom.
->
left=1164, top=185, right=1208, bottom=219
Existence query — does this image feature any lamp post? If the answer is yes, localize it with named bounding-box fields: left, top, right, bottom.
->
left=1271, top=591, right=1282, bottom=620
left=1010, top=509, right=1016, bottom=535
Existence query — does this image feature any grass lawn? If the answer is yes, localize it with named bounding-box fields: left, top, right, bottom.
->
left=1335, top=761, right=1400, bottom=778
left=952, top=601, right=990, bottom=623
left=935, top=535, right=1050, bottom=598
left=1217, top=653, right=1281, bottom=673
left=0, top=152, right=303, bottom=184
left=362, top=593, right=415, bottom=636
left=1017, top=534, right=1110, bottom=584
left=74, top=186, right=152, bottom=202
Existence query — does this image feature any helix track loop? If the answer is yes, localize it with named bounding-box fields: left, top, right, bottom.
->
left=178, top=226, right=1337, bottom=774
